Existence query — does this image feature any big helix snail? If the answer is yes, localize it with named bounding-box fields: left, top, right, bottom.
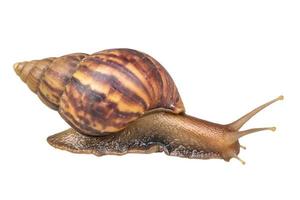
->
left=14, top=48, right=283, bottom=164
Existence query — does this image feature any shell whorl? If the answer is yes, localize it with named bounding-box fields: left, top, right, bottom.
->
left=14, top=49, right=185, bottom=136
left=14, top=53, right=88, bottom=109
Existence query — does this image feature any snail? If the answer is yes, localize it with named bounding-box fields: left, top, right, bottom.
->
left=14, top=48, right=283, bottom=164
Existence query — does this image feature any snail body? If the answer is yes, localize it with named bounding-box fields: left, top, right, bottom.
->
left=14, top=48, right=282, bottom=164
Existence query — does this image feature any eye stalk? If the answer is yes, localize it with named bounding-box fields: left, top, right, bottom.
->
left=226, top=95, right=284, bottom=164
left=227, top=95, right=284, bottom=131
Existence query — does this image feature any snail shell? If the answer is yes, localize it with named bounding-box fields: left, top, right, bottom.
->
left=14, top=49, right=185, bottom=136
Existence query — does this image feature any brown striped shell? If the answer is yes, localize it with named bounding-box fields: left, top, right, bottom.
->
left=14, top=49, right=185, bottom=136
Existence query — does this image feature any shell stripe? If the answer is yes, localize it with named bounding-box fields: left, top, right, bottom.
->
left=20, top=61, right=38, bottom=82
left=34, top=58, right=58, bottom=109
left=60, top=109, right=103, bottom=135
left=149, top=55, right=175, bottom=106
left=98, top=52, right=157, bottom=100
left=126, top=51, right=159, bottom=102
left=84, top=56, right=151, bottom=107
left=87, top=55, right=152, bottom=104
left=141, top=54, right=164, bottom=104
left=26, top=58, right=55, bottom=92
left=72, top=78, right=141, bottom=119
left=123, top=49, right=164, bottom=105
left=98, top=49, right=181, bottom=111
left=78, top=65, right=148, bottom=109
left=41, top=79, right=63, bottom=100
left=99, top=50, right=160, bottom=103
left=59, top=77, right=141, bottom=135
left=37, top=88, right=60, bottom=110
left=100, top=49, right=164, bottom=106
left=37, top=54, right=87, bottom=109
left=145, top=53, right=179, bottom=108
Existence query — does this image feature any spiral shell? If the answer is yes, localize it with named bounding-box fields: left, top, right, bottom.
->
left=14, top=49, right=185, bottom=136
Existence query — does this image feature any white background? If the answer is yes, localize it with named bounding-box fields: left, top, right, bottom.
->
left=0, top=0, right=299, bottom=199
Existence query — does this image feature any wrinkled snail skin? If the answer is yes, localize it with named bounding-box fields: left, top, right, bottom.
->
left=47, top=111, right=239, bottom=160
left=14, top=48, right=283, bottom=164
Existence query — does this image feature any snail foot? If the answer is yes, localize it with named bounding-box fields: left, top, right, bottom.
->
left=47, top=128, right=163, bottom=156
